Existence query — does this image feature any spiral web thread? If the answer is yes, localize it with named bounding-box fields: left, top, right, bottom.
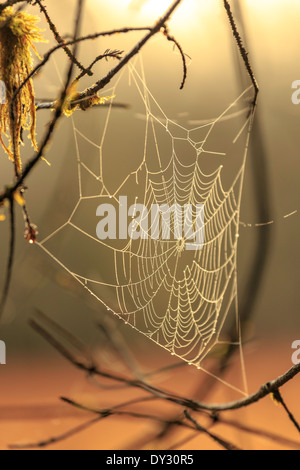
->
left=38, top=57, right=255, bottom=395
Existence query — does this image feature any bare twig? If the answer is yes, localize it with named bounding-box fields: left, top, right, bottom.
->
left=0, top=197, right=15, bottom=318
left=61, top=397, right=241, bottom=451
left=223, top=0, right=259, bottom=99
left=0, top=1, right=86, bottom=322
left=0, top=1, right=185, bottom=205
left=1, top=0, right=86, bottom=206
left=163, top=25, right=188, bottom=89
left=35, top=0, right=91, bottom=76
left=29, top=315, right=300, bottom=414
left=15, top=26, right=151, bottom=96
left=272, top=390, right=300, bottom=435
left=230, top=0, right=273, bottom=366
left=214, top=416, right=300, bottom=450
left=184, top=411, right=241, bottom=451
left=77, top=0, right=184, bottom=101
left=36, top=100, right=129, bottom=111
left=9, top=416, right=102, bottom=449
left=10, top=400, right=185, bottom=449
left=60, top=397, right=164, bottom=422
left=75, top=49, right=124, bottom=82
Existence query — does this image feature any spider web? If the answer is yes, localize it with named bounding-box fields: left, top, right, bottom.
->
left=37, top=57, right=255, bottom=395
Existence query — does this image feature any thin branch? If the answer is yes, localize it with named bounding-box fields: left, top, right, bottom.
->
left=163, top=25, right=188, bottom=90
left=215, top=416, right=300, bottom=450
left=9, top=27, right=152, bottom=118
left=2, top=0, right=85, bottom=206
left=36, top=100, right=129, bottom=111
left=75, top=49, right=124, bottom=82
left=230, top=0, right=273, bottom=370
left=29, top=316, right=300, bottom=414
left=223, top=0, right=259, bottom=99
left=60, top=397, right=169, bottom=424
left=77, top=0, right=184, bottom=101
left=9, top=2, right=183, bottom=115
left=272, top=390, right=300, bottom=435
left=195, top=367, right=300, bottom=412
left=71, top=0, right=85, bottom=64
left=184, top=411, right=241, bottom=451
left=0, top=197, right=15, bottom=319
left=9, top=416, right=102, bottom=449
left=3, top=27, right=151, bottom=186
left=35, top=0, right=91, bottom=76
left=0, top=1, right=185, bottom=204
left=10, top=404, right=185, bottom=449
left=69, top=408, right=181, bottom=429
left=1, top=0, right=86, bottom=316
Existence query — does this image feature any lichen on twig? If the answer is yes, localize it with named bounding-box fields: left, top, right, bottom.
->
left=0, top=5, right=46, bottom=176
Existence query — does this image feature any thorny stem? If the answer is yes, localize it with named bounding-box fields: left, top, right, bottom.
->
left=223, top=0, right=259, bottom=101
left=75, top=50, right=124, bottom=82
left=77, top=0, right=184, bottom=100
left=34, top=0, right=91, bottom=76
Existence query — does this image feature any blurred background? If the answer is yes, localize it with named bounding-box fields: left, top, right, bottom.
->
left=0, top=0, right=299, bottom=450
